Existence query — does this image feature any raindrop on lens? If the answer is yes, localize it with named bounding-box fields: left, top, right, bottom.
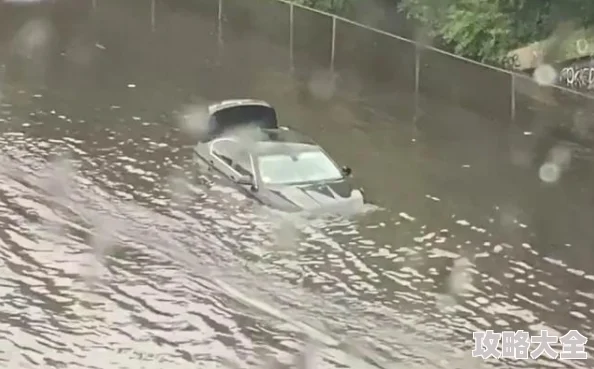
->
left=550, top=145, right=571, bottom=167
left=308, top=70, right=335, bottom=100
left=539, top=162, right=561, bottom=183
left=177, top=104, right=210, bottom=139
left=533, top=64, right=557, bottom=86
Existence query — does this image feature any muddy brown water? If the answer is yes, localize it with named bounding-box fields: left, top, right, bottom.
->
left=0, top=0, right=593, bottom=368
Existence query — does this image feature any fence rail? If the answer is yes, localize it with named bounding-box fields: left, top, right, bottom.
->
left=105, top=0, right=594, bottom=131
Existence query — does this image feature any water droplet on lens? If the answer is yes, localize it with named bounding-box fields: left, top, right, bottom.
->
left=539, top=162, right=561, bottom=183
left=533, top=64, right=557, bottom=86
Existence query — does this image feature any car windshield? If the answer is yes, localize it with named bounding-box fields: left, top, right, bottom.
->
left=257, top=149, right=343, bottom=185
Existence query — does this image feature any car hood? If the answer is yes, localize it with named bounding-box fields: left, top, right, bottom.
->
left=268, top=179, right=363, bottom=212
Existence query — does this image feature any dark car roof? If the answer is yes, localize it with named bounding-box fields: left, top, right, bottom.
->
left=255, top=128, right=320, bottom=155
left=257, top=128, right=315, bottom=145
left=218, top=127, right=312, bottom=143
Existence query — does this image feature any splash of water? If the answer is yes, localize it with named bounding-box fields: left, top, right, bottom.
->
left=224, top=123, right=268, bottom=146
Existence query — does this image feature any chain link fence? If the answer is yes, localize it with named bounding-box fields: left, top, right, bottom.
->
left=204, top=0, right=594, bottom=134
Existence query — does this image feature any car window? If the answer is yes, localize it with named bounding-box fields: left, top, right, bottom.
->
left=256, top=149, right=343, bottom=185
left=211, top=140, right=253, bottom=177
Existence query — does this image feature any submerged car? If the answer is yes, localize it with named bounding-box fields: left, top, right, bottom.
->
left=192, top=99, right=365, bottom=212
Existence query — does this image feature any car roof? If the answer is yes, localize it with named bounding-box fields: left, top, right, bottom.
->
left=258, top=127, right=315, bottom=144
left=217, top=127, right=314, bottom=144
left=215, top=127, right=321, bottom=155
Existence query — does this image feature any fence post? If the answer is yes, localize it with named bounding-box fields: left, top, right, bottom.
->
left=92, top=0, right=96, bottom=10
left=510, top=73, right=516, bottom=123
left=330, top=16, right=336, bottom=73
left=150, top=0, right=156, bottom=32
left=413, top=43, right=420, bottom=132
left=289, top=3, right=294, bottom=74
left=217, top=0, right=223, bottom=51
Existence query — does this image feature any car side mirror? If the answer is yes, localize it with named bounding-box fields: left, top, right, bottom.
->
left=342, top=166, right=352, bottom=176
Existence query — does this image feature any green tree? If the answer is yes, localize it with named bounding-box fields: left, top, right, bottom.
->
left=398, top=0, right=594, bottom=66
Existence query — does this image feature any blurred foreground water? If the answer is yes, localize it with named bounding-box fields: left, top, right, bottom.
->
left=0, top=0, right=593, bottom=368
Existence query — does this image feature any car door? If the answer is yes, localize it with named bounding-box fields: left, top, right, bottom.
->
left=209, top=138, right=256, bottom=186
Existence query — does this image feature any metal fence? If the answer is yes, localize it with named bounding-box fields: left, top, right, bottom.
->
left=95, top=0, right=594, bottom=136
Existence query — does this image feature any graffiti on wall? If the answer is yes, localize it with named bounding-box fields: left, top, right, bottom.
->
left=558, top=38, right=594, bottom=90
left=559, top=66, right=594, bottom=89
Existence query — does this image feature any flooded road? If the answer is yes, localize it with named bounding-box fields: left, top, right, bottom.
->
left=0, top=0, right=594, bottom=368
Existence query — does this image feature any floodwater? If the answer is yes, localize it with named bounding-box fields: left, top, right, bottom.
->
left=0, top=0, right=593, bottom=368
